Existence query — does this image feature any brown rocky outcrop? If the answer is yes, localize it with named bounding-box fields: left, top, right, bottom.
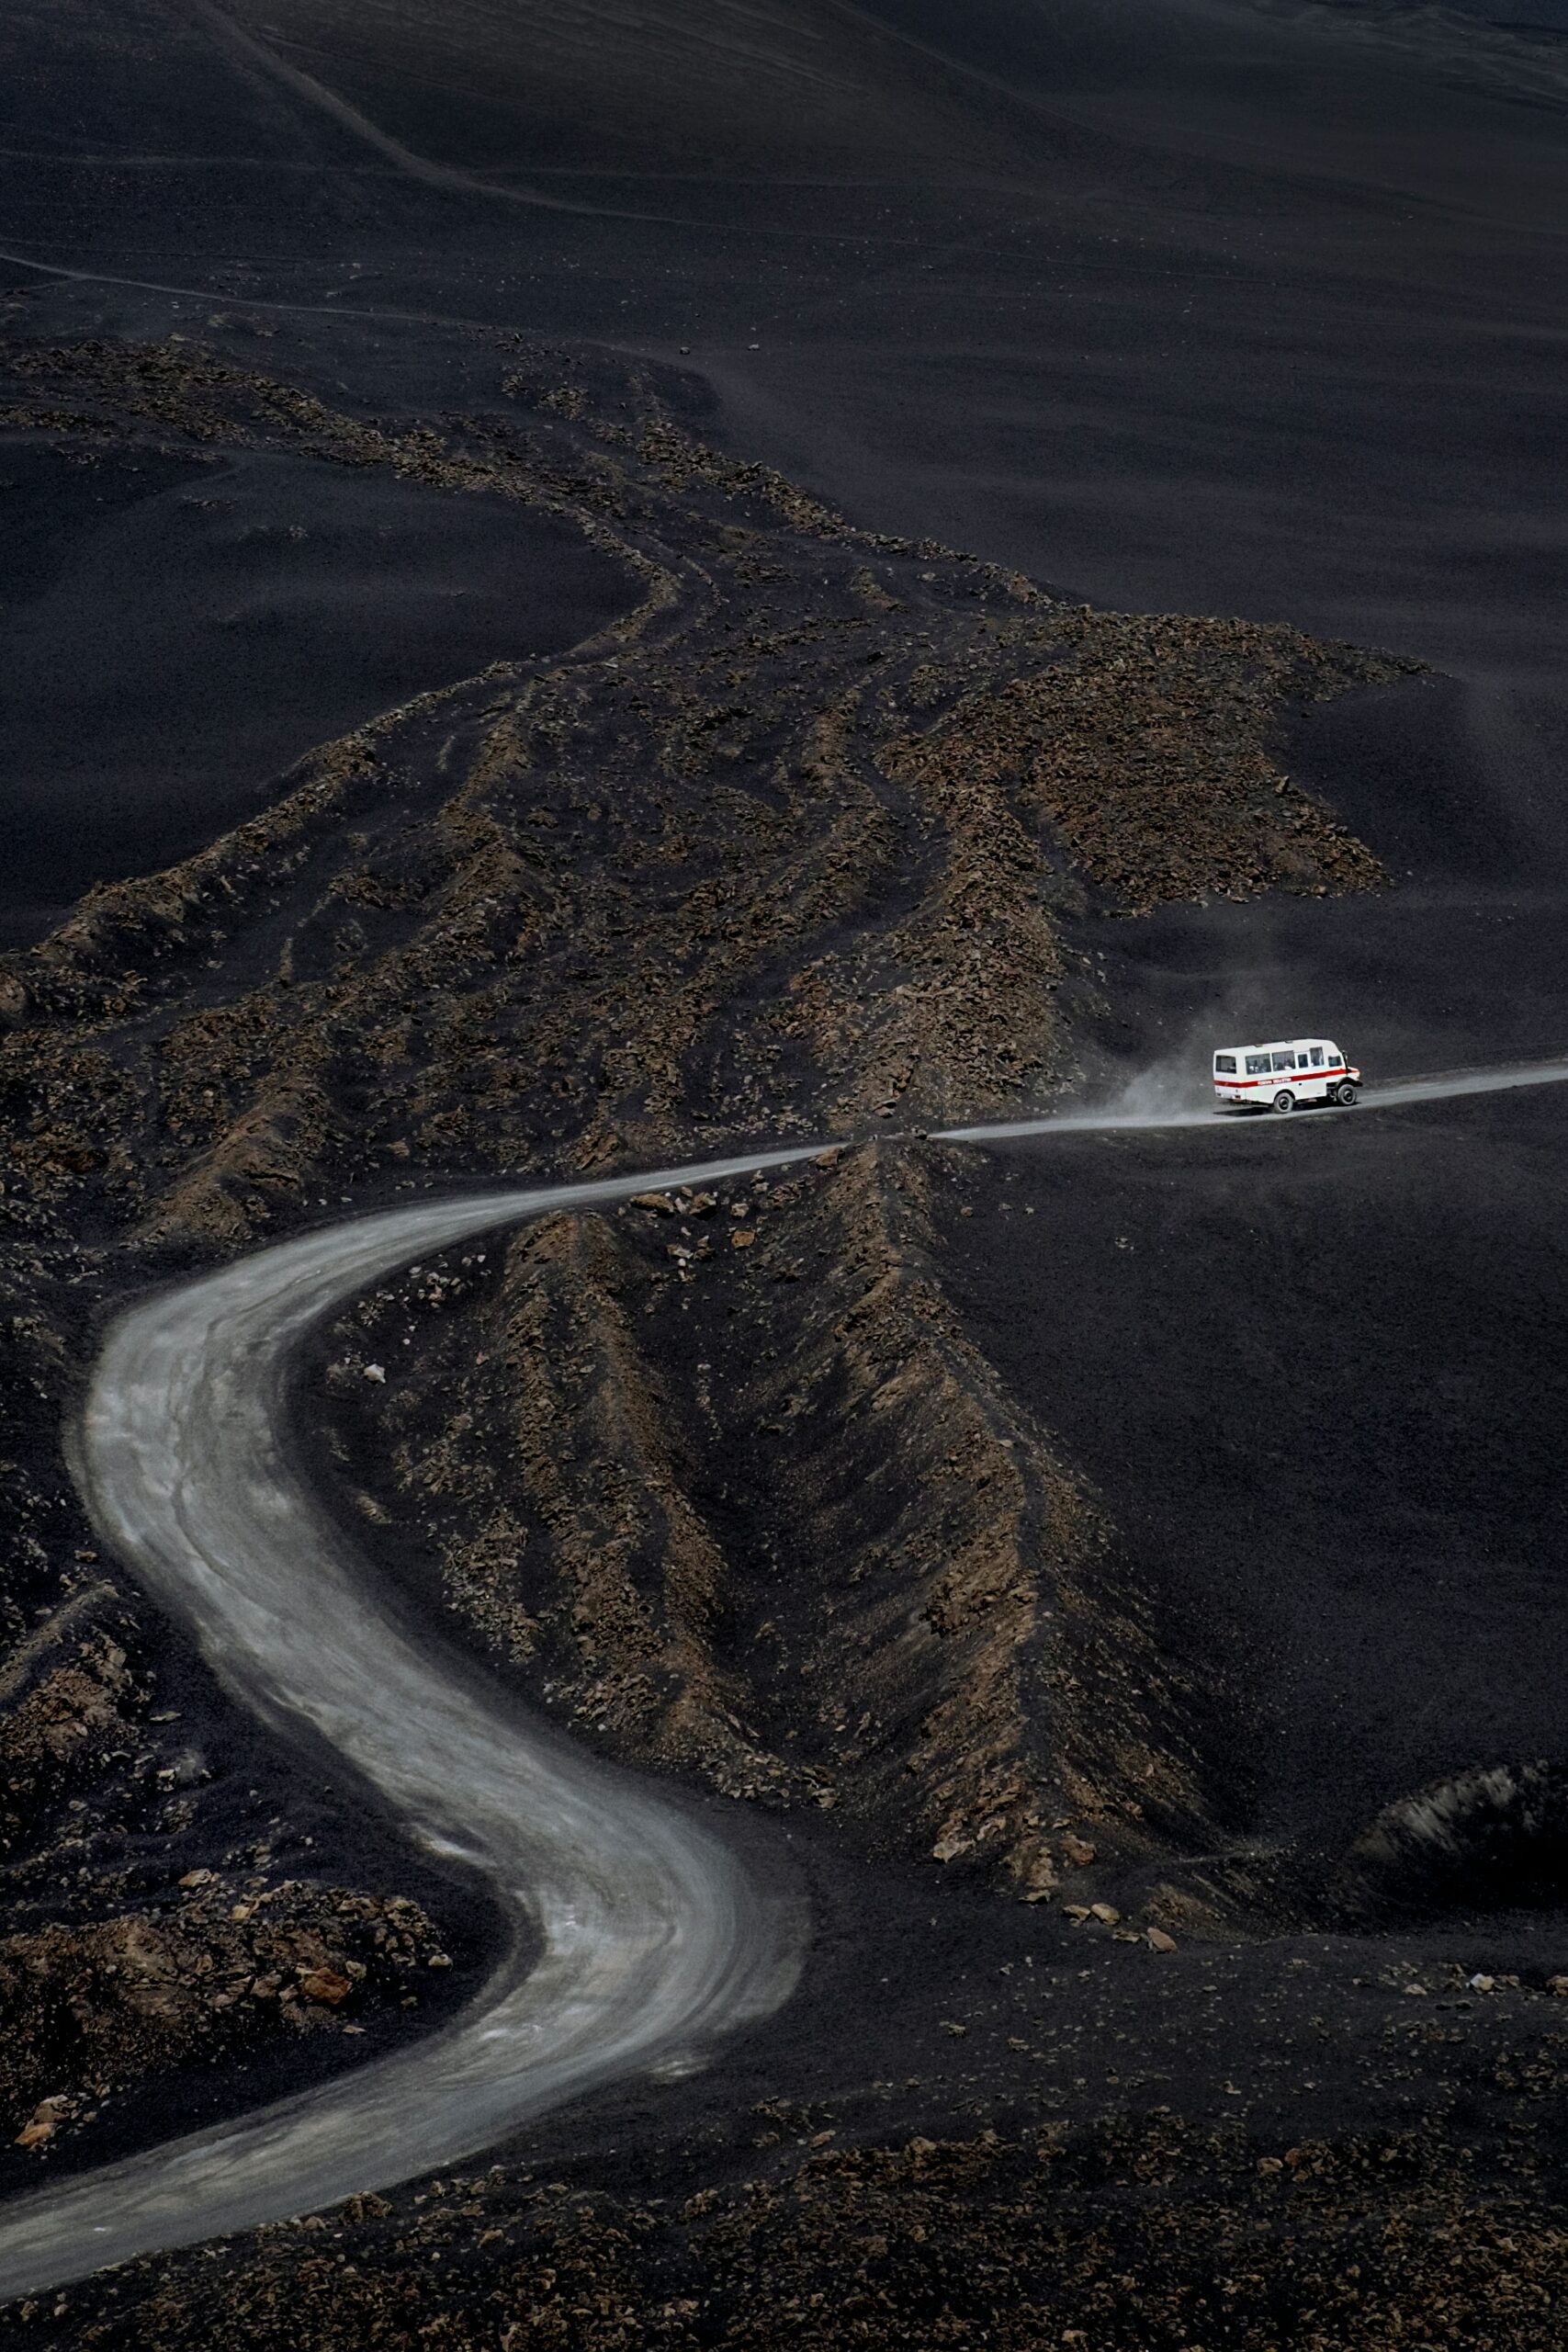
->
left=318, top=1144, right=1205, bottom=1894
left=0, top=1879, right=446, bottom=2159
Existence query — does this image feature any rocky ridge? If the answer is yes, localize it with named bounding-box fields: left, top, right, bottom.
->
left=312, top=1141, right=1208, bottom=1906
left=0, top=332, right=1410, bottom=1250
left=0, top=325, right=1410, bottom=2208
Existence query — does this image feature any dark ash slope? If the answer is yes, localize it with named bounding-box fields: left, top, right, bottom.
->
left=3, top=0, right=1568, bottom=2340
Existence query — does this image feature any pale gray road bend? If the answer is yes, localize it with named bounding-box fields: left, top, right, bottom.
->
left=5, top=1058, right=1568, bottom=2298
left=0, top=1148, right=821, bottom=2301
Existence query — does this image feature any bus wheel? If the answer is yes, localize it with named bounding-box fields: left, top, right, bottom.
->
left=1336, top=1080, right=1358, bottom=1105
left=1273, top=1089, right=1295, bottom=1112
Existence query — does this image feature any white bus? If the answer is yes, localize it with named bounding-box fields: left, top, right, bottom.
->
left=1213, top=1037, right=1360, bottom=1112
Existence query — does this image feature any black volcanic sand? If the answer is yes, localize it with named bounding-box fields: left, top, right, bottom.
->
left=941, top=1091, right=1568, bottom=1892
left=0, top=440, right=632, bottom=946
left=6, top=0, right=1567, bottom=933
left=2, top=0, right=1563, bottom=674
left=3, top=0, right=1568, bottom=2342
left=964, top=644, right=1568, bottom=1905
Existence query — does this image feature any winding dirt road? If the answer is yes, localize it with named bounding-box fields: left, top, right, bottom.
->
left=3, top=1062, right=1567, bottom=2298
left=0, top=1149, right=818, bottom=2301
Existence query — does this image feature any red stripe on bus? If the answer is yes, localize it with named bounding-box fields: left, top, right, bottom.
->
left=1213, top=1068, right=1347, bottom=1090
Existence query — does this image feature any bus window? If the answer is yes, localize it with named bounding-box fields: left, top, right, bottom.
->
left=1214, top=1054, right=1237, bottom=1074
left=1246, top=1053, right=1270, bottom=1075
left=1272, top=1051, right=1294, bottom=1071
left=1309, top=1047, right=1324, bottom=1068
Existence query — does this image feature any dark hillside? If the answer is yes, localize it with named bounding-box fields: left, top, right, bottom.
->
left=2, top=0, right=1567, bottom=2343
